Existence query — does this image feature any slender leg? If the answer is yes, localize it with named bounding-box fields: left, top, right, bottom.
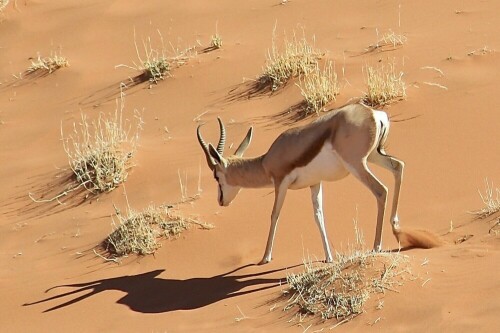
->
left=310, top=183, right=333, bottom=262
left=259, top=180, right=289, bottom=265
left=368, top=152, right=404, bottom=230
left=348, top=161, right=388, bottom=251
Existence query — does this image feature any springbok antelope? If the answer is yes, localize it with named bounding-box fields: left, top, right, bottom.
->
left=197, top=103, right=404, bottom=265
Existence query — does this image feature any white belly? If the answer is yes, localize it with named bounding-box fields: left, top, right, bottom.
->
left=288, top=143, right=349, bottom=189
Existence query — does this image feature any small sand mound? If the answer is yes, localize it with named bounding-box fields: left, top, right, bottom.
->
left=393, top=227, right=445, bottom=249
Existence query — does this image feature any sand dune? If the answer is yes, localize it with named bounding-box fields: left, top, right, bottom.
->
left=1, top=1, right=499, bottom=332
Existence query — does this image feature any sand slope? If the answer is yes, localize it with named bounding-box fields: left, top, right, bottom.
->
left=1, top=1, right=499, bottom=332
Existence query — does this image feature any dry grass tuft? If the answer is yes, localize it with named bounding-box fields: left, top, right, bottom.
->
left=363, top=62, right=406, bottom=107
left=298, top=61, right=340, bottom=114
left=0, top=0, right=9, bottom=11
left=61, top=96, right=143, bottom=194
left=117, top=29, right=195, bottom=84
left=261, top=29, right=323, bottom=91
left=467, top=46, right=494, bottom=57
left=379, top=30, right=407, bottom=48
left=210, top=23, right=223, bottom=49
left=210, top=33, right=223, bottom=49
left=104, top=203, right=213, bottom=257
left=283, top=220, right=411, bottom=324
left=27, top=50, right=69, bottom=74
left=362, top=30, right=407, bottom=55
left=471, top=179, right=500, bottom=219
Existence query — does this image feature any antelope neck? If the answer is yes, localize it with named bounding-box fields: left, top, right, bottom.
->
left=225, top=155, right=273, bottom=188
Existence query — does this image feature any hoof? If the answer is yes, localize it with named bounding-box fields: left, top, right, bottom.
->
left=258, top=257, right=271, bottom=265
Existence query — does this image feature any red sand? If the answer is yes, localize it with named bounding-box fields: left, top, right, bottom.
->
left=1, top=1, right=499, bottom=332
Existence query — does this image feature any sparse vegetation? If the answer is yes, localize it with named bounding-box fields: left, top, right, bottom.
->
left=282, top=221, right=411, bottom=323
left=467, top=46, right=493, bottom=56
left=61, top=96, right=143, bottom=194
left=117, top=29, right=195, bottom=84
left=210, top=23, right=223, bottom=49
left=0, top=0, right=9, bottom=11
left=363, top=62, right=406, bottom=107
left=378, top=30, right=407, bottom=48
left=261, top=29, right=323, bottom=91
left=27, top=50, right=69, bottom=74
left=471, top=179, right=500, bottom=219
left=0, top=1, right=7, bottom=11
left=104, top=203, right=213, bottom=257
left=298, top=61, right=340, bottom=114
left=210, top=34, right=223, bottom=49
left=363, top=30, right=407, bottom=54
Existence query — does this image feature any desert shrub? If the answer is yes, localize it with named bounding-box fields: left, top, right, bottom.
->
left=117, top=29, right=195, bottom=84
left=298, top=61, right=340, bottom=114
left=282, top=222, right=411, bottom=323
left=106, top=205, right=185, bottom=256
left=61, top=96, right=143, bottom=194
left=0, top=0, right=9, bottom=11
left=210, top=33, right=223, bottom=49
left=363, top=62, right=406, bottom=107
left=104, top=204, right=213, bottom=257
left=210, top=22, right=223, bottom=49
left=261, top=29, right=322, bottom=91
left=368, top=30, right=407, bottom=51
left=471, top=179, right=500, bottom=219
left=359, top=30, right=407, bottom=56
left=285, top=252, right=409, bottom=321
left=27, top=50, right=69, bottom=74
left=379, top=30, right=407, bottom=48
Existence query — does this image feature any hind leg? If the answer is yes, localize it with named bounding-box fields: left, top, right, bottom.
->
left=368, top=151, right=404, bottom=231
left=346, top=160, right=388, bottom=251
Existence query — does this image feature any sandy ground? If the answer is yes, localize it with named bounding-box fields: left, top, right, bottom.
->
left=1, top=1, right=499, bottom=332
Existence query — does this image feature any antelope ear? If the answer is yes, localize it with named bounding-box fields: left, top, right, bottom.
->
left=234, top=127, right=253, bottom=157
left=208, top=144, right=223, bottom=165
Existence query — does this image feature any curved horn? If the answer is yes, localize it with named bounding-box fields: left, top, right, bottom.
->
left=197, top=124, right=216, bottom=170
left=216, top=117, right=226, bottom=155
left=234, top=127, right=253, bottom=157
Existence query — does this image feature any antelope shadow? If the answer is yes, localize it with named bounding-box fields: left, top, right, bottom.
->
left=23, top=264, right=291, bottom=313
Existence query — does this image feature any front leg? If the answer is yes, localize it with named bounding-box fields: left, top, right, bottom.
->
left=310, top=183, right=333, bottom=263
left=259, top=180, right=289, bottom=265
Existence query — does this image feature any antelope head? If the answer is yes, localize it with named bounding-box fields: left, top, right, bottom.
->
left=197, top=117, right=253, bottom=206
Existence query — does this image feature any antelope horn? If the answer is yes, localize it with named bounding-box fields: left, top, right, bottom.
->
left=197, top=124, right=216, bottom=169
left=234, top=127, right=253, bottom=157
left=216, top=117, right=226, bottom=155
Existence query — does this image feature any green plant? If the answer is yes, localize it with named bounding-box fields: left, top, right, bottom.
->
left=363, top=62, right=406, bottom=107
left=61, top=96, right=143, bottom=194
left=261, top=29, right=322, bottom=91
left=298, top=61, right=340, bottom=114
